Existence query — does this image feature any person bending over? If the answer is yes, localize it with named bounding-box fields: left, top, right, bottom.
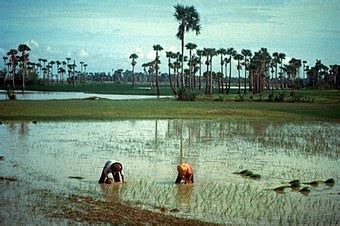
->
left=98, top=160, right=124, bottom=184
left=175, top=162, right=194, bottom=184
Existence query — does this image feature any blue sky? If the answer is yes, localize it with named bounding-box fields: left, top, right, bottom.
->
left=1, top=0, right=339, bottom=73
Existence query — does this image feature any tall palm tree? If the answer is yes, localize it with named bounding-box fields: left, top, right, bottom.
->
left=173, top=4, right=201, bottom=87
left=7, top=49, right=18, bottom=89
left=234, top=53, right=244, bottom=94
left=241, top=49, right=252, bottom=94
left=196, top=49, right=203, bottom=90
left=129, top=53, right=138, bottom=88
left=278, top=52, right=286, bottom=89
left=217, top=48, right=227, bottom=94
left=153, top=44, right=163, bottom=97
left=56, top=61, right=61, bottom=82
left=185, top=42, right=197, bottom=90
left=166, top=51, right=177, bottom=95
left=83, top=63, right=87, bottom=81
left=18, top=44, right=31, bottom=94
left=226, top=47, right=236, bottom=94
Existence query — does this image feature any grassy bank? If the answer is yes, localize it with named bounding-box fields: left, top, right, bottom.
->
left=0, top=99, right=339, bottom=122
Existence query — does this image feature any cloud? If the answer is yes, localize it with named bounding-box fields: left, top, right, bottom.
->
left=46, top=46, right=56, bottom=53
left=25, top=39, right=39, bottom=49
left=0, top=48, right=5, bottom=55
left=79, top=49, right=89, bottom=57
left=146, top=50, right=156, bottom=60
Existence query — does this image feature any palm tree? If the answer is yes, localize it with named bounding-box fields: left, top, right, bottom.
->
left=217, top=48, right=227, bottom=93
left=18, top=44, right=31, bottom=94
left=185, top=42, right=197, bottom=90
left=56, top=61, right=61, bottom=82
left=234, top=53, right=244, bottom=94
left=7, top=49, right=18, bottom=89
left=226, top=47, right=236, bottom=94
left=241, top=49, right=252, bottom=94
left=196, top=49, right=203, bottom=90
left=278, top=52, right=286, bottom=89
left=153, top=44, right=163, bottom=97
left=83, top=63, right=87, bottom=81
left=173, top=4, right=201, bottom=87
left=166, top=51, right=177, bottom=95
left=129, top=53, right=138, bottom=88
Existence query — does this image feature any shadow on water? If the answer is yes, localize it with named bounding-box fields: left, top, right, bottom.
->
left=0, top=119, right=339, bottom=224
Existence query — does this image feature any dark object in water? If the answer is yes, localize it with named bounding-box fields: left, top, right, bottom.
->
left=250, top=174, right=261, bottom=180
left=289, top=179, right=300, bottom=185
left=324, top=178, right=335, bottom=186
left=0, top=176, right=17, bottom=181
left=68, top=176, right=84, bottom=180
left=169, top=208, right=180, bottom=213
left=0, top=121, right=2, bottom=125
left=304, top=181, right=319, bottom=187
left=0, top=156, right=4, bottom=161
left=32, top=121, right=37, bottom=124
left=290, top=180, right=301, bottom=188
left=299, top=187, right=310, bottom=195
left=273, top=186, right=288, bottom=194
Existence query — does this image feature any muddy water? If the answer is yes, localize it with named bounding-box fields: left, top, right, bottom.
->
left=0, top=120, right=339, bottom=224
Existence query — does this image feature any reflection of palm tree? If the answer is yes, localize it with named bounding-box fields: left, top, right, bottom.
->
left=174, top=4, right=201, bottom=87
left=129, top=53, right=138, bottom=88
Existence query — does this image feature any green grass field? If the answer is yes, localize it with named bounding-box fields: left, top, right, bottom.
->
left=0, top=99, right=339, bottom=122
left=0, top=84, right=339, bottom=122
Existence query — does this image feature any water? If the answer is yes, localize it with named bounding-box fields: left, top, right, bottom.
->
left=0, top=90, right=171, bottom=100
left=0, top=120, right=339, bottom=224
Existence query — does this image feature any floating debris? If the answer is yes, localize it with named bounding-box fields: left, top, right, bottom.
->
left=0, top=156, right=4, bottom=161
left=32, top=121, right=38, bottom=124
left=324, top=178, right=335, bottom=187
left=0, top=176, right=17, bottom=181
left=68, top=176, right=84, bottom=180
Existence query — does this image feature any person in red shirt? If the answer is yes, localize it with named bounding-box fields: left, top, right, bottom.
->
left=175, top=162, right=194, bottom=184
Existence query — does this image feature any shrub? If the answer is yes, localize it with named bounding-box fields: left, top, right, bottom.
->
left=6, top=88, right=16, bottom=100
left=177, top=88, right=197, bottom=101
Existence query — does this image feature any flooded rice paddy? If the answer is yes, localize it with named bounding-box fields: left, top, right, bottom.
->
left=0, top=120, right=339, bottom=224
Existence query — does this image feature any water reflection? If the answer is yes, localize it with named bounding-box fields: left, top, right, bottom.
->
left=176, top=184, right=194, bottom=209
left=0, top=119, right=339, bottom=225
left=99, top=183, right=122, bottom=203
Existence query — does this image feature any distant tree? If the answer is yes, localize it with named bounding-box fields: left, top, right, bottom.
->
left=18, top=44, right=31, bottom=94
left=129, top=53, right=138, bottom=88
left=7, top=49, right=18, bottom=89
left=153, top=44, right=163, bottom=97
left=185, top=42, right=197, bottom=90
left=217, top=48, right=227, bottom=93
left=234, top=53, right=244, bottom=94
left=226, top=48, right=236, bottom=94
left=241, top=49, right=252, bottom=94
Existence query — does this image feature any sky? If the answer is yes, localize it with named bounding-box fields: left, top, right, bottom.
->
left=1, top=0, right=339, bottom=73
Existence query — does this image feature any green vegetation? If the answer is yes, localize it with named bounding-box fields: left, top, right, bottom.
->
left=0, top=97, right=339, bottom=122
